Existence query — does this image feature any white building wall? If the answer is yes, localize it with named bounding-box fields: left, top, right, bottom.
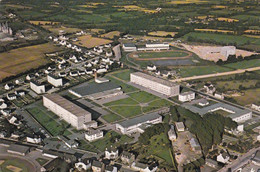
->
left=130, top=74, right=179, bottom=96
left=178, top=92, right=195, bottom=102
left=43, top=96, right=91, bottom=130
left=232, top=112, right=252, bottom=123
left=30, top=82, right=45, bottom=94
left=47, top=75, right=63, bottom=87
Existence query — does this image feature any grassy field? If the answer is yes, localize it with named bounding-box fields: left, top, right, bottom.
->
left=75, top=35, right=113, bottom=48
left=148, top=31, right=177, bottom=37
left=91, top=131, right=132, bottom=151
left=107, top=76, right=139, bottom=93
left=182, top=32, right=260, bottom=46
left=215, top=80, right=258, bottom=91
left=0, top=159, right=31, bottom=172
left=102, top=113, right=122, bottom=123
left=110, top=69, right=133, bottom=81
left=29, top=21, right=60, bottom=25
left=223, top=59, right=260, bottom=69
left=104, top=97, right=139, bottom=106
left=42, top=25, right=81, bottom=34
left=178, top=65, right=232, bottom=77
left=194, top=29, right=234, bottom=34
left=233, top=88, right=260, bottom=106
left=101, top=31, right=120, bottom=39
left=0, top=43, right=62, bottom=81
left=128, top=91, right=160, bottom=103
left=137, top=51, right=190, bottom=59
left=167, top=0, right=209, bottom=4
left=27, top=107, right=70, bottom=136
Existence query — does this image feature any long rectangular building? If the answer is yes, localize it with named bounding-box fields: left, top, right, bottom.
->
left=43, top=94, right=92, bottom=130
left=130, top=72, right=179, bottom=96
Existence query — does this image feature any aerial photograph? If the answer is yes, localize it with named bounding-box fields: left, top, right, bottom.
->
left=0, top=0, right=259, bottom=171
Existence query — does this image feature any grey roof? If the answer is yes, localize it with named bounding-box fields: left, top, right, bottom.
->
left=92, top=160, right=102, bottom=168
left=70, top=81, right=120, bottom=97
left=252, top=150, right=260, bottom=162
left=117, top=112, right=161, bottom=128
left=206, top=158, right=218, bottom=166
left=86, top=129, right=102, bottom=136
left=121, top=151, right=134, bottom=159
left=180, top=91, right=195, bottom=96
left=182, top=102, right=251, bottom=120
left=48, top=73, right=61, bottom=80
left=120, top=167, right=138, bottom=172
left=131, top=72, right=178, bottom=87
left=8, top=144, right=30, bottom=154
left=190, top=138, right=200, bottom=148
left=30, top=80, right=43, bottom=86
left=134, top=162, right=148, bottom=169
left=123, top=43, right=136, bottom=47
left=43, top=94, right=91, bottom=117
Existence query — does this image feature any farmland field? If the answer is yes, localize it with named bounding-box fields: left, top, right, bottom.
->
left=75, top=35, right=113, bottom=48
left=42, top=25, right=81, bottom=34
left=0, top=43, right=63, bottom=81
left=101, top=31, right=121, bottom=39
left=183, top=32, right=260, bottom=46
left=148, top=31, right=177, bottom=37
left=233, top=88, right=260, bottom=106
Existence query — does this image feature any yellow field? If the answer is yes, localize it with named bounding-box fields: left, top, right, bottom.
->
left=115, top=5, right=158, bottom=13
left=71, top=9, right=92, bottom=13
left=101, top=31, right=121, bottom=39
left=5, top=4, right=32, bottom=9
left=78, top=3, right=105, bottom=8
left=234, top=88, right=260, bottom=106
left=42, top=25, right=81, bottom=34
left=0, top=160, right=4, bottom=165
left=212, top=5, right=227, bottom=9
left=243, top=34, right=260, bottom=38
left=148, top=31, right=177, bottom=37
left=75, top=35, right=113, bottom=48
left=194, top=28, right=234, bottom=34
left=90, top=29, right=105, bottom=33
left=167, top=0, right=208, bottom=4
left=217, top=17, right=239, bottom=22
left=0, top=43, right=63, bottom=81
left=29, top=21, right=60, bottom=25
left=244, top=30, right=260, bottom=34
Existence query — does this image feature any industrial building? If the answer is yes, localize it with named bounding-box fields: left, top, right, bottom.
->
left=69, top=81, right=122, bottom=100
left=122, top=43, right=137, bottom=52
left=30, top=80, right=45, bottom=94
left=47, top=74, right=63, bottom=87
left=182, top=102, right=252, bottom=123
left=138, top=43, right=170, bottom=51
left=116, top=112, right=162, bottom=135
left=43, top=94, right=92, bottom=130
left=130, top=72, right=179, bottom=97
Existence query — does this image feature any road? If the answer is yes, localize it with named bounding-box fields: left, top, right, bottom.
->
left=170, top=66, right=260, bottom=82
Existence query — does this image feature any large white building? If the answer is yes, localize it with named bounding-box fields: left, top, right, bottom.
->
left=43, top=94, right=92, bottom=130
left=85, top=129, right=103, bottom=142
left=47, top=74, right=63, bottom=87
left=122, top=43, right=137, bottom=52
left=130, top=72, right=179, bottom=97
left=30, top=80, right=45, bottom=94
left=116, top=112, right=162, bottom=135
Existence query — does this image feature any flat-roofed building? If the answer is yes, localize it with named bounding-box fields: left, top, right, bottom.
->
left=116, top=112, right=162, bottom=135
left=85, top=129, right=103, bottom=142
left=43, top=94, right=92, bottom=130
left=175, top=122, right=185, bottom=132
left=47, top=74, right=63, bottom=87
left=122, top=43, right=137, bottom=52
left=130, top=72, right=179, bottom=97
left=30, top=80, right=45, bottom=94
left=178, top=91, right=195, bottom=102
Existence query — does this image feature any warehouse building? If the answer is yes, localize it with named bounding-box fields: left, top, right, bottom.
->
left=130, top=72, right=179, bottom=97
left=116, top=112, right=162, bottom=135
left=43, top=94, right=92, bottom=130
left=30, top=80, right=45, bottom=94
left=182, top=102, right=252, bottom=123
left=47, top=74, right=63, bottom=87
left=122, top=43, right=137, bottom=52
left=138, top=43, right=170, bottom=51
left=69, top=81, right=122, bottom=100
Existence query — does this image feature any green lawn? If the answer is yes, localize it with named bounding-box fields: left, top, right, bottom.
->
left=137, top=51, right=190, bottom=58
left=26, top=107, right=69, bottom=136
left=102, top=113, right=123, bottom=123
left=128, top=91, right=160, bottom=103
left=91, top=131, right=132, bottom=151
left=179, top=65, right=233, bottom=77
left=223, top=59, right=260, bottom=69
left=109, top=105, right=142, bottom=118
left=111, top=69, right=133, bottom=81
left=104, top=97, right=138, bottom=106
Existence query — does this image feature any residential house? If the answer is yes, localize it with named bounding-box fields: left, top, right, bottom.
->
left=92, top=160, right=104, bottom=172
left=178, top=91, right=195, bottom=102
left=105, top=146, right=119, bottom=160
left=217, top=152, right=230, bottom=164
left=121, top=151, right=135, bottom=165
left=131, top=162, right=157, bottom=172
left=85, top=129, right=103, bottom=142
left=175, top=122, right=185, bottom=132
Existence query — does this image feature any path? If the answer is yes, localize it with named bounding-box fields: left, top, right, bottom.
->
left=171, top=66, right=260, bottom=82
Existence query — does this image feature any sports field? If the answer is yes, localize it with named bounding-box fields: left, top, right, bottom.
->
left=0, top=157, right=35, bottom=172
left=75, top=35, right=113, bottom=48
left=130, top=50, right=192, bottom=61
left=0, top=43, right=62, bottom=81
